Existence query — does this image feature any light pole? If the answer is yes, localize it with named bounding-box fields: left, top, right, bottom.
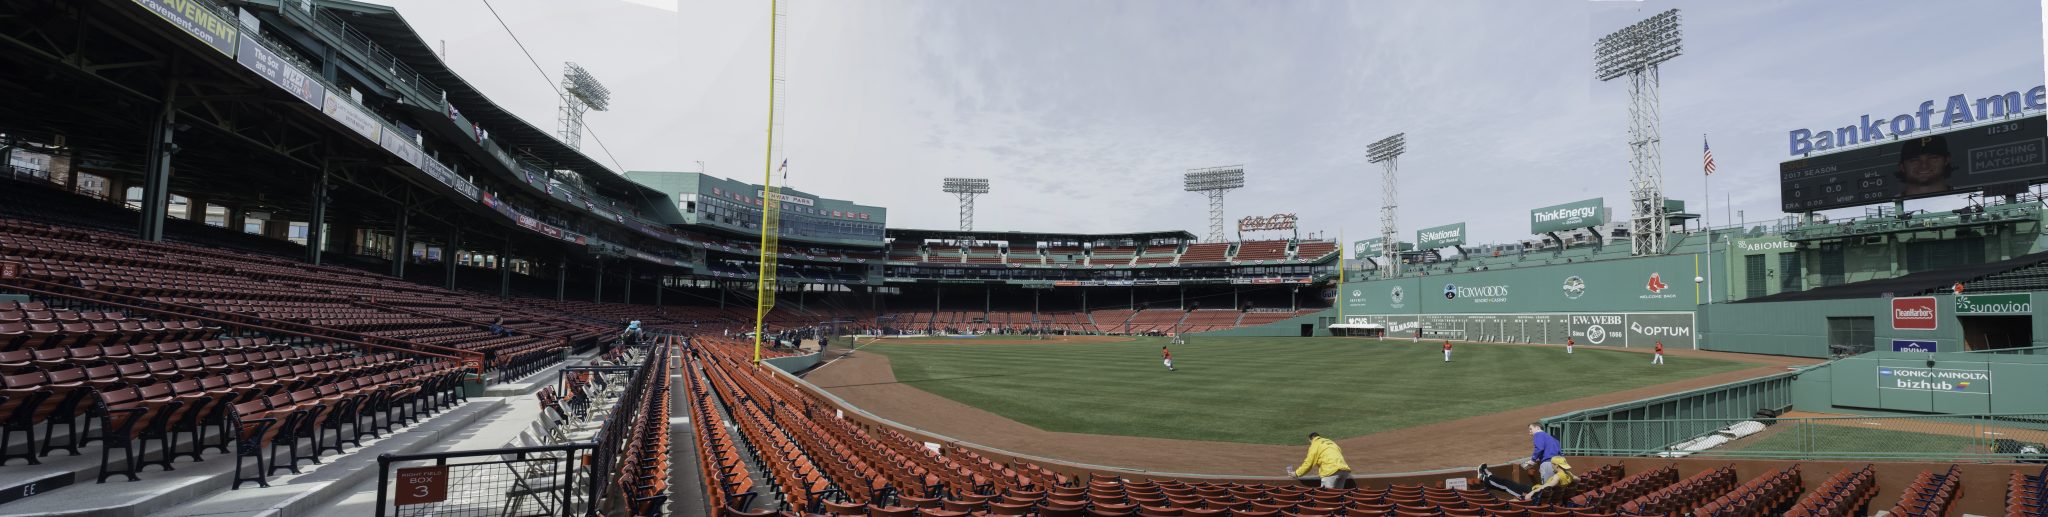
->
left=1368, top=133, right=1405, bottom=279
left=1595, top=9, right=1683, bottom=256
left=942, top=178, right=990, bottom=232
left=1184, top=166, right=1245, bottom=243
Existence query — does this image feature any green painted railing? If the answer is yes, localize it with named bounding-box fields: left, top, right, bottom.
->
left=1541, top=369, right=1802, bottom=452
left=1962, top=345, right=2048, bottom=356
left=1550, top=413, right=2048, bottom=462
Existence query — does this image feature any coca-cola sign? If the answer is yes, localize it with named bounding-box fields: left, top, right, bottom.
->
left=1237, top=213, right=1297, bottom=232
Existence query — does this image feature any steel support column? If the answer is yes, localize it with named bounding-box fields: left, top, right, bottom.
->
left=138, top=83, right=177, bottom=242
left=444, top=225, right=459, bottom=290
left=391, top=209, right=410, bottom=278
left=306, top=162, right=329, bottom=265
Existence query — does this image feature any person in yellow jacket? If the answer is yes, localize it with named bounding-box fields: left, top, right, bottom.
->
left=1286, top=432, right=1352, bottom=488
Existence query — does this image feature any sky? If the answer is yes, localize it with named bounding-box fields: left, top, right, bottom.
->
left=365, top=0, right=2046, bottom=249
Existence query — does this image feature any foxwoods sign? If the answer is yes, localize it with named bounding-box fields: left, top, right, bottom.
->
left=1787, top=84, right=2047, bottom=156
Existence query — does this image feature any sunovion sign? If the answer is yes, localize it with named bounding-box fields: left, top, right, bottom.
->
left=1954, top=293, right=2031, bottom=315
left=1787, top=85, right=2046, bottom=156
left=1530, top=198, right=1605, bottom=234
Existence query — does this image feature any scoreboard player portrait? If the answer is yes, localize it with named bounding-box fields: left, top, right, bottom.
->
left=1894, top=135, right=1954, bottom=197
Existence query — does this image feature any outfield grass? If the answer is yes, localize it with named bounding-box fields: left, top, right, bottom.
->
left=1724, top=423, right=1981, bottom=456
left=864, top=337, right=1757, bottom=445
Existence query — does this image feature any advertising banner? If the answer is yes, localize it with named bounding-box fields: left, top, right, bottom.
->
left=1781, top=115, right=2047, bottom=212
left=1891, top=339, right=1939, bottom=352
left=235, top=35, right=323, bottom=109
left=378, top=131, right=425, bottom=170
left=1732, top=236, right=1797, bottom=256
left=1954, top=293, right=2031, bottom=315
left=131, top=0, right=238, bottom=57
left=321, top=91, right=381, bottom=143
left=1238, top=213, right=1298, bottom=232
left=421, top=160, right=478, bottom=200
left=1569, top=313, right=1626, bottom=346
left=1353, top=239, right=1380, bottom=259
left=1529, top=198, right=1605, bottom=234
left=1624, top=312, right=1695, bottom=348
left=1877, top=366, right=1990, bottom=394
left=1891, top=296, right=1939, bottom=330
left=1416, top=222, right=1466, bottom=250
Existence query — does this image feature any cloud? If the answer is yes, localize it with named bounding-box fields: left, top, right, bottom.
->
left=367, top=0, right=2043, bottom=244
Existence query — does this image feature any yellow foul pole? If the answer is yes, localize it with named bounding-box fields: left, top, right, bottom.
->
left=753, top=0, right=785, bottom=363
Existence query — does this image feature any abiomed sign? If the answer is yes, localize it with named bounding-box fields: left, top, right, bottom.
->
left=1955, top=293, right=2031, bottom=315
left=1878, top=366, right=1991, bottom=394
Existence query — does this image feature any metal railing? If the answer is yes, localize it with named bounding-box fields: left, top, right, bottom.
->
left=1542, top=369, right=1801, bottom=452
left=1552, top=412, right=2048, bottom=462
left=1963, top=345, right=2048, bottom=356
left=310, top=8, right=446, bottom=104
left=376, top=443, right=588, bottom=517
left=372, top=341, right=669, bottom=516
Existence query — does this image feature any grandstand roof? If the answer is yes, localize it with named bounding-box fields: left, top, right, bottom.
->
left=887, top=228, right=1198, bottom=243
left=312, top=0, right=659, bottom=202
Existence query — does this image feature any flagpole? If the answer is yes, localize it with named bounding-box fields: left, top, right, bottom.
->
left=1336, top=229, right=1346, bottom=334
left=1703, top=134, right=1713, bottom=307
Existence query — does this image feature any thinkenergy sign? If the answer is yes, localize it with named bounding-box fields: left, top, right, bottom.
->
left=1529, top=198, right=1604, bottom=234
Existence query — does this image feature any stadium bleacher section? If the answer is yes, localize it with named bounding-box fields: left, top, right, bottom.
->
left=679, top=333, right=2023, bottom=517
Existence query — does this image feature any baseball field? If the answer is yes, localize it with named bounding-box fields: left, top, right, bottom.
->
left=857, top=336, right=1760, bottom=445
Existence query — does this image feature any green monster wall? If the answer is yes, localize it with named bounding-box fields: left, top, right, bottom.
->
left=1333, top=254, right=1715, bottom=348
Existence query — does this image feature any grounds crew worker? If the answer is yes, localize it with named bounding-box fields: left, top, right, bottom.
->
left=1288, top=432, right=1352, bottom=488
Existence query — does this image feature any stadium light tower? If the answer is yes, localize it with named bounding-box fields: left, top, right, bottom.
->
left=557, top=62, right=611, bottom=150
left=1595, top=9, right=1682, bottom=256
left=942, top=178, right=990, bottom=232
left=1368, top=133, right=1404, bottom=279
left=1183, top=166, right=1245, bottom=243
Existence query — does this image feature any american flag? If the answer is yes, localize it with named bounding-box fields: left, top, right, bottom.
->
left=1703, top=138, right=1716, bottom=175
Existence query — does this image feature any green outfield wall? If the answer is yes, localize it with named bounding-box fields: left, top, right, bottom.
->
left=1335, top=254, right=1715, bottom=348
left=1703, top=293, right=2043, bottom=358
left=1792, top=351, right=2048, bottom=414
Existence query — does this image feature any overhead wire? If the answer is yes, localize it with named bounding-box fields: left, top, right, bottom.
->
left=478, top=0, right=630, bottom=173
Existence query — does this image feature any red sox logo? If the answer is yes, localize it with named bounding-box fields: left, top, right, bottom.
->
left=1645, top=273, right=1669, bottom=294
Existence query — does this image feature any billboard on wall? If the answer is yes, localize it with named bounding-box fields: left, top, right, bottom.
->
left=1732, top=236, right=1797, bottom=255
left=1954, top=293, right=2030, bottom=315
left=321, top=91, right=382, bottom=143
left=1416, top=223, right=1466, bottom=250
left=1878, top=366, right=1990, bottom=394
left=1781, top=115, right=2048, bottom=212
left=1529, top=198, right=1605, bottom=234
left=235, top=35, right=324, bottom=109
left=1340, top=311, right=1694, bottom=348
left=1353, top=239, right=1379, bottom=259
left=131, top=0, right=238, bottom=56
left=1338, top=253, right=1703, bottom=315
left=1891, top=296, right=1939, bottom=330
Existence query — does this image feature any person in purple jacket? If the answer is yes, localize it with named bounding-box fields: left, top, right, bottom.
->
left=1523, top=422, right=1563, bottom=482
